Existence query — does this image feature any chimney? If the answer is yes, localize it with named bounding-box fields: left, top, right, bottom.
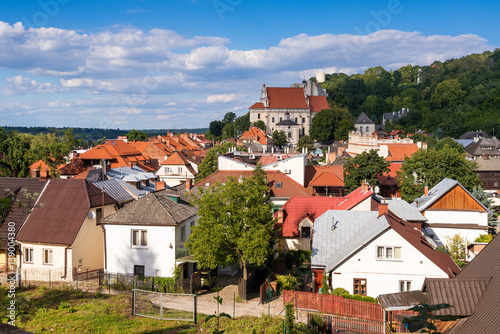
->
left=378, top=203, right=389, bottom=217
left=156, top=181, right=166, bottom=191
left=424, top=186, right=429, bottom=197
left=361, top=180, right=369, bottom=192
left=186, top=179, right=193, bottom=191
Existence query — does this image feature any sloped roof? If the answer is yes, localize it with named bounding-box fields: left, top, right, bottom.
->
left=30, top=159, right=66, bottom=172
left=266, top=87, right=309, bottom=109
left=354, top=112, right=374, bottom=125
left=308, top=95, right=330, bottom=112
left=423, top=278, right=491, bottom=317
left=383, top=144, right=420, bottom=162
left=304, top=165, right=344, bottom=189
left=101, top=189, right=197, bottom=226
left=308, top=171, right=344, bottom=187
left=378, top=290, right=429, bottom=311
left=240, top=126, right=270, bottom=145
left=336, top=186, right=375, bottom=210
left=194, top=170, right=311, bottom=198
left=0, top=178, right=47, bottom=250
left=16, top=179, right=117, bottom=246
left=474, top=157, right=500, bottom=171
left=387, top=200, right=427, bottom=222
left=276, top=119, right=299, bottom=126
left=106, top=166, right=156, bottom=182
left=93, top=179, right=134, bottom=204
left=161, top=151, right=191, bottom=166
left=249, top=102, right=265, bottom=109
left=413, top=178, right=489, bottom=212
left=464, top=137, right=500, bottom=157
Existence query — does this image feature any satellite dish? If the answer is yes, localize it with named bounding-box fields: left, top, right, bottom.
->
left=374, top=186, right=380, bottom=194
left=88, top=210, right=96, bottom=220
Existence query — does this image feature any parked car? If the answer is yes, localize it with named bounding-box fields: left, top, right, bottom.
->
left=198, top=270, right=216, bottom=289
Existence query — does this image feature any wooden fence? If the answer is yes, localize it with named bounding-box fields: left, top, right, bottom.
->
left=283, top=291, right=413, bottom=324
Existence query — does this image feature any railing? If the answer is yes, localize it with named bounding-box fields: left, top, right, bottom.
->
left=175, top=247, right=191, bottom=259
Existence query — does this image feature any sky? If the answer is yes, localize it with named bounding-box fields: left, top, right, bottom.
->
left=0, top=0, right=497, bottom=130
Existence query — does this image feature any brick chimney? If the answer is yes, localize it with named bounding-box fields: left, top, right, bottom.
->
left=155, top=181, right=166, bottom=191
left=361, top=180, right=369, bottom=192
left=186, top=179, right=193, bottom=191
left=378, top=203, right=389, bottom=217
left=424, top=186, right=429, bottom=196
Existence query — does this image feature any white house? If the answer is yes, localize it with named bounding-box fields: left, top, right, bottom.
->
left=100, top=185, right=198, bottom=279
left=155, top=152, right=198, bottom=187
left=311, top=204, right=459, bottom=297
left=16, top=179, right=118, bottom=281
left=413, top=178, right=490, bottom=246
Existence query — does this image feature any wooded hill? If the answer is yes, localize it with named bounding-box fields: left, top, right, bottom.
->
left=320, top=49, right=500, bottom=138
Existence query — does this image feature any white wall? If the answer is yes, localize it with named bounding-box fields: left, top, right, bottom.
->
left=263, top=155, right=306, bottom=186
left=329, top=229, right=449, bottom=298
left=424, top=210, right=489, bottom=246
left=19, top=243, right=71, bottom=281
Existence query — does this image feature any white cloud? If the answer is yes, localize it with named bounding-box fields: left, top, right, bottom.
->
left=206, top=93, right=237, bottom=103
left=1, top=75, right=59, bottom=95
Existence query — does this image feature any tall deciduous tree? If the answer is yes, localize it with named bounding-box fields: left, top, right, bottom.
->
left=343, top=149, right=390, bottom=193
left=0, top=131, right=33, bottom=177
left=397, top=145, right=481, bottom=202
left=296, top=135, right=314, bottom=153
left=126, top=129, right=148, bottom=141
left=29, top=133, right=70, bottom=178
left=252, top=120, right=266, bottom=132
left=187, top=166, right=275, bottom=284
left=195, top=142, right=236, bottom=181
left=272, top=130, right=287, bottom=148
left=310, top=107, right=353, bottom=142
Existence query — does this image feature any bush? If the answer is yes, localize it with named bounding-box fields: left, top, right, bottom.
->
left=276, top=273, right=303, bottom=292
left=286, top=250, right=312, bottom=269
left=362, top=296, right=376, bottom=303
left=349, top=294, right=364, bottom=301
left=331, top=287, right=349, bottom=296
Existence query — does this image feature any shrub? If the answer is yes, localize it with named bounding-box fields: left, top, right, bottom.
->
left=362, top=296, right=375, bottom=303
left=331, top=287, right=349, bottom=296
left=286, top=250, right=312, bottom=269
left=276, top=273, right=303, bottom=292
left=349, top=294, right=364, bottom=301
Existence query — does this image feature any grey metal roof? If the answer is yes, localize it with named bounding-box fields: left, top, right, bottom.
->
left=276, top=119, right=299, bottom=126
left=456, top=139, right=473, bottom=148
left=378, top=290, right=429, bottom=311
left=354, top=112, right=374, bottom=125
left=311, top=211, right=385, bottom=272
left=106, top=166, right=156, bottom=181
left=413, top=178, right=489, bottom=212
left=93, top=179, right=134, bottom=204
left=387, top=200, right=427, bottom=222
left=116, top=179, right=149, bottom=198
left=101, top=189, right=197, bottom=226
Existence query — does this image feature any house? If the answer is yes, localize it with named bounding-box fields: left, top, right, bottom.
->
left=311, top=203, right=459, bottom=297
left=474, top=157, right=500, bottom=192
left=105, top=166, right=158, bottom=198
left=100, top=185, right=198, bottom=279
left=129, top=141, right=172, bottom=169
left=16, top=179, right=117, bottom=281
left=382, top=108, right=409, bottom=126
left=237, top=126, right=273, bottom=152
left=275, top=181, right=378, bottom=251
left=0, top=178, right=47, bottom=272
left=464, top=136, right=500, bottom=159
left=413, top=178, right=490, bottom=246
left=248, top=80, right=330, bottom=138
left=30, top=157, right=87, bottom=179
left=155, top=151, right=198, bottom=187
left=354, top=112, right=375, bottom=134
left=275, top=111, right=301, bottom=146
left=304, top=165, right=345, bottom=197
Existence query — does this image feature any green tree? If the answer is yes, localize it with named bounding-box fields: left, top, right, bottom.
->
left=472, top=186, right=497, bottom=231
left=126, top=129, right=148, bottom=141
left=187, top=166, right=275, bottom=285
left=209, top=120, right=225, bottom=138
left=234, top=113, right=250, bottom=134
left=445, top=234, right=466, bottom=268
left=0, top=131, right=33, bottom=177
left=272, top=131, right=287, bottom=148
left=296, top=135, right=314, bottom=153
left=28, top=133, right=70, bottom=178
left=252, top=120, right=266, bottom=132
left=64, top=128, right=78, bottom=150
left=310, top=107, right=355, bottom=142
left=343, top=149, right=390, bottom=193
left=432, top=79, right=465, bottom=108
left=403, top=303, right=457, bottom=334
left=221, top=122, right=236, bottom=139
left=222, top=112, right=236, bottom=124
left=195, top=142, right=236, bottom=181
left=474, top=234, right=493, bottom=243
left=397, top=145, right=481, bottom=202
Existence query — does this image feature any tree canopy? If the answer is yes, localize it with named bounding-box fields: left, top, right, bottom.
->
left=343, top=149, right=390, bottom=193
left=272, top=130, right=287, bottom=148
left=126, top=129, right=148, bottom=141
left=296, top=135, right=314, bottom=153
left=310, top=107, right=354, bottom=142
left=187, top=166, right=276, bottom=280
left=397, top=145, right=481, bottom=202
left=195, top=142, right=236, bottom=181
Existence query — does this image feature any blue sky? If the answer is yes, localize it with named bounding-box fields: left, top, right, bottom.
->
left=0, top=0, right=497, bottom=129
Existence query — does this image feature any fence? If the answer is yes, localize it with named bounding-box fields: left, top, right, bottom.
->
left=133, top=289, right=197, bottom=323
left=98, top=272, right=184, bottom=294
left=283, top=291, right=413, bottom=324
left=15, top=269, right=100, bottom=290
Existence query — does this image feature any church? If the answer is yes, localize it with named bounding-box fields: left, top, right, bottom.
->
left=248, top=80, right=330, bottom=146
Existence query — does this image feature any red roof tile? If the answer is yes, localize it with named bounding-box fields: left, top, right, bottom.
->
left=308, top=95, right=330, bottom=112
left=267, top=87, right=309, bottom=109
left=304, top=165, right=344, bottom=189
left=249, top=102, right=265, bottom=109
left=161, top=152, right=191, bottom=166
left=382, top=144, right=420, bottom=162
left=336, top=186, right=374, bottom=210
left=240, top=126, right=270, bottom=145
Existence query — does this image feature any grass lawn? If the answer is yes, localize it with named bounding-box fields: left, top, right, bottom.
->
left=0, top=287, right=283, bottom=334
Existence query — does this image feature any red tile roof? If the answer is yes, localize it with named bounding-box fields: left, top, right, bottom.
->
left=387, top=163, right=402, bottom=177
left=304, top=165, right=344, bottom=189
left=382, top=144, right=420, bottom=162
left=308, top=95, right=330, bottom=112
left=267, top=87, right=309, bottom=109
left=336, top=186, right=374, bottom=210
left=249, top=102, right=265, bottom=109
left=194, top=170, right=311, bottom=198
left=240, top=126, right=270, bottom=145
left=16, top=179, right=117, bottom=246
left=161, top=152, right=191, bottom=166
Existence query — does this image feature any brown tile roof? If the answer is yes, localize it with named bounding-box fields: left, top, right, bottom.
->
left=308, top=95, right=330, bottom=112
left=0, top=178, right=47, bottom=250
left=423, top=277, right=491, bottom=316
left=194, top=170, right=311, bottom=198
left=304, top=166, right=344, bottom=189
left=266, top=87, right=309, bottom=109
left=16, top=179, right=117, bottom=246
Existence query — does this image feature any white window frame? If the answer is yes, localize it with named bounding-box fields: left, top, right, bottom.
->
left=131, top=230, right=148, bottom=248
left=376, top=246, right=402, bottom=260
left=24, top=247, right=33, bottom=263
left=399, top=280, right=412, bottom=292
left=43, top=248, right=53, bottom=265
left=178, top=167, right=183, bottom=173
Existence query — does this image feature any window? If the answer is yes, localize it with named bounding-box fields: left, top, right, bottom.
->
left=43, top=249, right=53, bottom=265
left=295, top=117, right=298, bottom=123
left=399, top=280, right=412, bottom=292
left=301, top=226, right=311, bottom=239
left=134, top=265, right=145, bottom=278
left=280, top=117, right=282, bottom=122
left=288, top=132, right=292, bottom=138
left=131, top=230, right=147, bottom=247
left=24, top=248, right=33, bottom=263
left=181, top=226, right=186, bottom=242
left=275, top=182, right=282, bottom=189
left=258, top=113, right=261, bottom=119
left=96, top=208, right=103, bottom=224
left=377, top=246, right=402, bottom=260
left=165, top=167, right=172, bottom=173
left=353, top=278, right=367, bottom=296
left=178, top=167, right=183, bottom=173
left=302, top=118, right=305, bottom=123
left=272, top=117, right=275, bottom=123
left=366, top=126, right=369, bottom=132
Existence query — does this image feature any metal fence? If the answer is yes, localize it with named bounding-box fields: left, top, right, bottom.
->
left=133, top=289, right=197, bottom=323
left=98, top=272, right=184, bottom=294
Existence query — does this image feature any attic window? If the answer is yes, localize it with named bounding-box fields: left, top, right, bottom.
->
left=276, top=182, right=282, bottom=189
left=204, top=182, right=210, bottom=186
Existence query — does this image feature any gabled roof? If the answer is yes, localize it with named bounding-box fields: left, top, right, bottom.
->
left=100, top=189, right=197, bottom=226
left=161, top=151, right=191, bottom=166
left=413, top=178, right=489, bottom=212
left=249, top=102, right=265, bottom=109
left=16, top=179, right=117, bottom=246
left=93, top=179, right=134, bottom=204
left=382, top=144, right=420, bottom=162
left=336, top=186, right=375, bottom=210
left=354, top=112, right=374, bottom=125
left=194, top=170, right=311, bottom=198
left=304, top=165, right=344, bottom=189
left=0, top=178, right=47, bottom=250
left=474, top=157, right=500, bottom=171
left=464, top=137, right=500, bottom=157
left=308, top=95, right=330, bottom=112
left=266, top=87, right=309, bottom=109
left=106, top=166, right=156, bottom=182
left=386, top=200, right=426, bottom=222
left=239, top=126, right=271, bottom=145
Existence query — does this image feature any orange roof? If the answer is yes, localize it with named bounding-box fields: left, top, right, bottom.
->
left=30, top=159, right=66, bottom=171
left=304, top=165, right=344, bottom=189
left=240, top=126, right=270, bottom=145
left=388, top=163, right=402, bottom=177
left=195, top=170, right=311, bottom=197
left=308, top=95, right=330, bottom=112
left=161, top=152, right=191, bottom=166
left=309, top=171, right=344, bottom=187
left=249, top=102, right=265, bottom=109
left=267, top=87, right=309, bottom=109
left=128, top=141, right=152, bottom=152
left=383, top=144, right=420, bottom=162
left=72, top=167, right=95, bottom=179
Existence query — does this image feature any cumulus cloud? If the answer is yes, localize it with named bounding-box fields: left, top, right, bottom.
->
left=1, top=75, right=59, bottom=95
left=206, top=93, right=237, bottom=103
